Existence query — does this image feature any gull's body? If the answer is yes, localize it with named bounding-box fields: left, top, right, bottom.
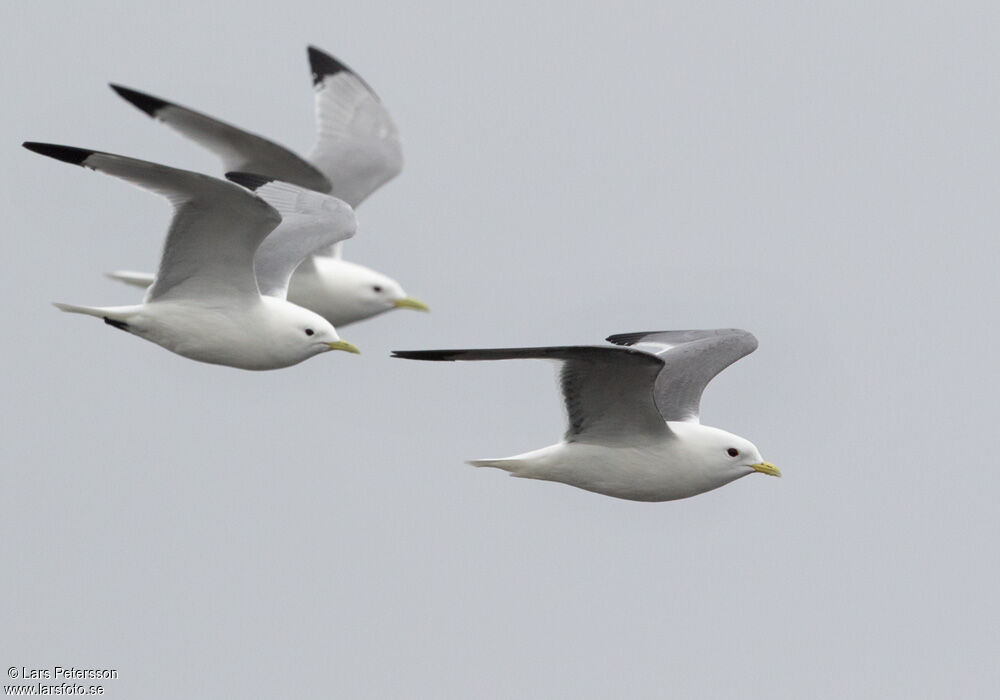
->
left=470, top=422, right=763, bottom=503
left=108, top=46, right=427, bottom=327
left=395, top=330, right=779, bottom=502
left=111, top=247, right=424, bottom=329
left=25, top=143, right=360, bottom=370
left=67, top=296, right=343, bottom=371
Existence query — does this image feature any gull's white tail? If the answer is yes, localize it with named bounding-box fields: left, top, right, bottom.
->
left=53, top=303, right=140, bottom=331
left=106, top=270, right=154, bottom=289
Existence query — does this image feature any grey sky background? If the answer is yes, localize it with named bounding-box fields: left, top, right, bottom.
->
left=2, top=1, right=998, bottom=698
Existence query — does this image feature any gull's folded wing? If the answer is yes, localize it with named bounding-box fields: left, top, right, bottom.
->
left=306, top=46, right=403, bottom=209
left=393, top=346, right=669, bottom=445
left=24, top=142, right=280, bottom=302
left=606, top=329, right=758, bottom=423
left=226, top=173, right=356, bottom=299
left=110, top=84, right=331, bottom=193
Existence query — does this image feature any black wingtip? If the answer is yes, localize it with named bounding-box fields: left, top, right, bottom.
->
left=391, top=350, right=457, bottom=361
left=109, top=83, right=170, bottom=117
left=225, top=172, right=275, bottom=191
left=23, top=142, right=94, bottom=166
left=605, top=331, right=649, bottom=346
left=307, top=46, right=352, bottom=85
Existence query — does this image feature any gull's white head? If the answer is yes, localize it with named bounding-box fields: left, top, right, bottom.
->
left=671, top=422, right=780, bottom=483
left=354, top=268, right=429, bottom=316
left=267, top=300, right=360, bottom=359
left=289, top=257, right=428, bottom=328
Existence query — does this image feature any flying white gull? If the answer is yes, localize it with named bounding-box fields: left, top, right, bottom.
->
left=106, top=45, right=428, bottom=327
left=24, top=142, right=360, bottom=370
left=394, top=329, right=779, bottom=502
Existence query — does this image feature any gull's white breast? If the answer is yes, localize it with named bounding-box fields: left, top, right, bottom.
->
left=134, top=297, right=331, bottom=370
left=479, top=423, right=751, bottom=502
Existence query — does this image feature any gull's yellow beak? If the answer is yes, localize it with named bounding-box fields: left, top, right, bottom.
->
left=392, top=296, right=430, bottom=312
left=751, top=462, right=781, bottom=477
left=327, top=340, right=361, bottom=355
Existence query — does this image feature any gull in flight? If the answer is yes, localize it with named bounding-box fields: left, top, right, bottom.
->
left=394, top=329, right=779, bottom=502
left=106, top=45, right=428, bottom=327
left=24, top=142, right=361, bottom=370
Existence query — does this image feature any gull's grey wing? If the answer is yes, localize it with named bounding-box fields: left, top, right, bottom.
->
left=393, top=346, right=669, bottom=445
left=24, top=142, right=280, bottom=302
left=606, top=329, right=758, bottom=423
left=110, top=84, right=332, bottom=193
left=306, top=46, right=403, bottom=209
left=226, top=173, right=356, bottom=299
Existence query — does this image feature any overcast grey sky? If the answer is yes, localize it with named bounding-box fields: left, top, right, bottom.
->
left=2, top=1, right=998, bottom=698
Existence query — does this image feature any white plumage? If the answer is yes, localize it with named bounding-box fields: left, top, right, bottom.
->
left=25, top=142, right=360, bottom=370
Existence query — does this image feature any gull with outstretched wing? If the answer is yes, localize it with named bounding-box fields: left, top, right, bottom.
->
left=108, top=46, right=427, bottom=327
left=394, top=329, right=778, bottom=502
left=24, top=142, right=360, bottom=370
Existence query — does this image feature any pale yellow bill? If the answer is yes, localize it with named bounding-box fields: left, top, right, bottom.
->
left=392, top=297, right=430, bottom=312
left=751, top=462, right=781, bottom=477
left=327, top=340, right=361, bottom=354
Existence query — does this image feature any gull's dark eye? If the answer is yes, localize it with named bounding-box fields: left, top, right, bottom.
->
left=372, top=285, right=383, bottom=293
left=304, top=328, right=315, bottom=336
left=727, top=448, right=739, bottom=457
